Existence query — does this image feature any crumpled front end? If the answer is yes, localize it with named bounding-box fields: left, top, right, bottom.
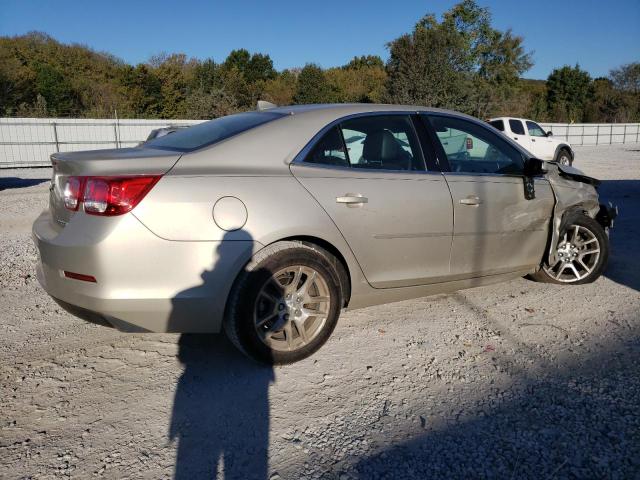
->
left=545, top=162, right=617, bottom=265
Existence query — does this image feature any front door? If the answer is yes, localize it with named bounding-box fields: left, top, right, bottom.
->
left=291, top=114, right=453, bottom=288
left=526, top=120, right=556, bottom=160
left=425, top=114, right=555, bottom=277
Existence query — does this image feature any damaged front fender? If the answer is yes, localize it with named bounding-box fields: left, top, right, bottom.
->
left=545, top=163, right=602, bottom=265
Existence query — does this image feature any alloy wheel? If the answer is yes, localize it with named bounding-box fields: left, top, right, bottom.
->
left=543, top=224, right=601, bottom=283
left=253, top=265, right=331, bottom=352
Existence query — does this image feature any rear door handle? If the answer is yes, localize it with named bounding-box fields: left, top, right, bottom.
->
left=336, top=194, right=368, bottom=206
left=459, top=196, right=482, bottom=206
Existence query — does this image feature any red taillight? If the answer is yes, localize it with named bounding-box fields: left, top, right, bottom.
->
left=64, top=175, right=161, bottom=216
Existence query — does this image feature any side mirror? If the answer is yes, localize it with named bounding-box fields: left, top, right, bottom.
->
left=546, top=131, right=553, bottom=137
left=524, top=157, right=545, bottom=177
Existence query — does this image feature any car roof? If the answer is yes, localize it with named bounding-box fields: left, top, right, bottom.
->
left=267, top=103, right=478, bottom=121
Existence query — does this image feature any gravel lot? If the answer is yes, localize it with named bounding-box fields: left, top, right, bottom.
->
left=1, top=144, right=639, bottom=479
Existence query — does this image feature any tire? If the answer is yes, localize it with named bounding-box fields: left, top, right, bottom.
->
left=556, top=148, right=572, bottom=166
left=530, top=214, right=609, bottom=285
left=224, top=241, right=342, bottom=364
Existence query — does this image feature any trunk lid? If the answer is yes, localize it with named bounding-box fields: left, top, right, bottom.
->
left=50, top=147, right=181, bottom=226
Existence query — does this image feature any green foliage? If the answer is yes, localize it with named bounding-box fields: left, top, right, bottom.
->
left=0, top=24, right=637, bottom=122
left=610, top=62, right=640, bottom=94
left=546, top=65, right=592, bottom=122
left=345, top=55, right=384, bottom=70
left=386, top=0, right=532, bottom=117
left=294, top=64, right=333, bottom=104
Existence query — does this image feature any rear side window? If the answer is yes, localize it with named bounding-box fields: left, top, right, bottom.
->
left=305, top=127, right=349, bottom=167
left=144, top=111, right=285, bottom=151
left=340, top=115, right=424, bottom=171
left=509, top=119, right=525, bottom=135
left=489, top=120, right=504, bottom=131
left=303, top=115, right=425, bottom=171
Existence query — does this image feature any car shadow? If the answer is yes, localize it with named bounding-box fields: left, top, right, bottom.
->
left=599, top=180, right=640, bottom=292
left=0, top=177, right=49, bottom=191
left=167, top=230, right=275, bottom=480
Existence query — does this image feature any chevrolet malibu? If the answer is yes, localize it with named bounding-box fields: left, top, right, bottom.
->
left=33, top=104, right=616, bottom=364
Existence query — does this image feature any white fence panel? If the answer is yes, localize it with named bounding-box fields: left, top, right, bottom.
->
left=1, top=118, right=639, bottom=168
left=0, top=118, right=203, bottom=168
left=540, top=123, right=640, bottom=146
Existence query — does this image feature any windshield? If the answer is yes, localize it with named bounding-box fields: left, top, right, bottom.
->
left=144, top=111, right=286, bottom=152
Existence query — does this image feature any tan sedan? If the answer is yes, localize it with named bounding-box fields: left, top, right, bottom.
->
left=33, top=104, right=616, bottom=363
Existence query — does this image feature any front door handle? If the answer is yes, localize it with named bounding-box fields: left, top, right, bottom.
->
left=459, top=196, right=482, bottom=206
left=336, top=194, right=368, bottom=206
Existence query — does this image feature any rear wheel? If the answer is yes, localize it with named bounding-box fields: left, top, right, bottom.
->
left=530, top=215, right=609, bottom=285
left=224, top=241, right=342, bottom=364
left=557, top=148, right=572, bottom=166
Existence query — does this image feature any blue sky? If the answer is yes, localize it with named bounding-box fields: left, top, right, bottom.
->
left=1, top=0, right=638, bottom=79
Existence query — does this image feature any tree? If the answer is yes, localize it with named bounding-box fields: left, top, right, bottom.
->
left=326, top=63, right=387, bottom=103
left=118, top=64, right=162, bottom=117
left=345, top=55, right=384, bottom=70
left=223, top=49, right=251, bottom=75
left=610, top=62, right=640, bottom=94
left=263, top=70, right=297, bottom=105
left=546, top=65, right=592, bottom=122
left=293, top=64, right=333, bottom=104
left=33, top=63, right=79, bottom=115
left=246, top=53, right=276, bottom=83
left=385, top=0, right=531, bottom=116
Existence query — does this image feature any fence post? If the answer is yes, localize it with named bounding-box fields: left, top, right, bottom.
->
left=581, top=124, right=585, bottom=146
left=623, top=124, right=627, bottom=144
left=113, top=122, right=119, bottom=149
left=596, top=125, right=599, bottom=145
left=52, top=122, right=60, bottom=152
left=610, top=125, right=613, bottom=145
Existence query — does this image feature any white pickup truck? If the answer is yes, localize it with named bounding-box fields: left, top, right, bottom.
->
left=488, top=117, right=574, bottom=166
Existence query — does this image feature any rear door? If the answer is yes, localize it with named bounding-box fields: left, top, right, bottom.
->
left=290, top=114, right=453, bottom=289
left=507, top=119, right=534, bottom=154
left=424, top=114, right=554, bottom=277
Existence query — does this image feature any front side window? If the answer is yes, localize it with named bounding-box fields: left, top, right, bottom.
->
left=509, top=119, right=525, bottom=135
left=526, top=121, right=546, bottom=137
left=304, top=115, right=425, bottom=171
left=428, top=115, right=524, bottom=175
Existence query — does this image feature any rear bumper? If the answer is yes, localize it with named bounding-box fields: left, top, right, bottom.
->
left=32, top=210, right=260, bottom=333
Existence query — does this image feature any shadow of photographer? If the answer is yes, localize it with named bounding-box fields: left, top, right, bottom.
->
left=168, top=230, right=274, bottom=479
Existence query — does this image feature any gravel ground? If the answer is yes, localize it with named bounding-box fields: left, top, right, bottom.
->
left=1, top=144, right=639, bottom=479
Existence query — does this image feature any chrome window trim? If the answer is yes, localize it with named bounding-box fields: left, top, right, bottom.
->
left=291, top=110, right=432, bottom=174
left=291, top=162, right=445, bottom=178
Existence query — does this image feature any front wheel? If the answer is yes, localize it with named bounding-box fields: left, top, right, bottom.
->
left=557, top=148, right=573, bottom=166
left=224, top=241, right=342, bottom=364
left=530, top=215, right=609, bottom=285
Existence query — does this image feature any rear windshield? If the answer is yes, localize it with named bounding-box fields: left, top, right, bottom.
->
left=144, top=111, right=285, bottom=152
